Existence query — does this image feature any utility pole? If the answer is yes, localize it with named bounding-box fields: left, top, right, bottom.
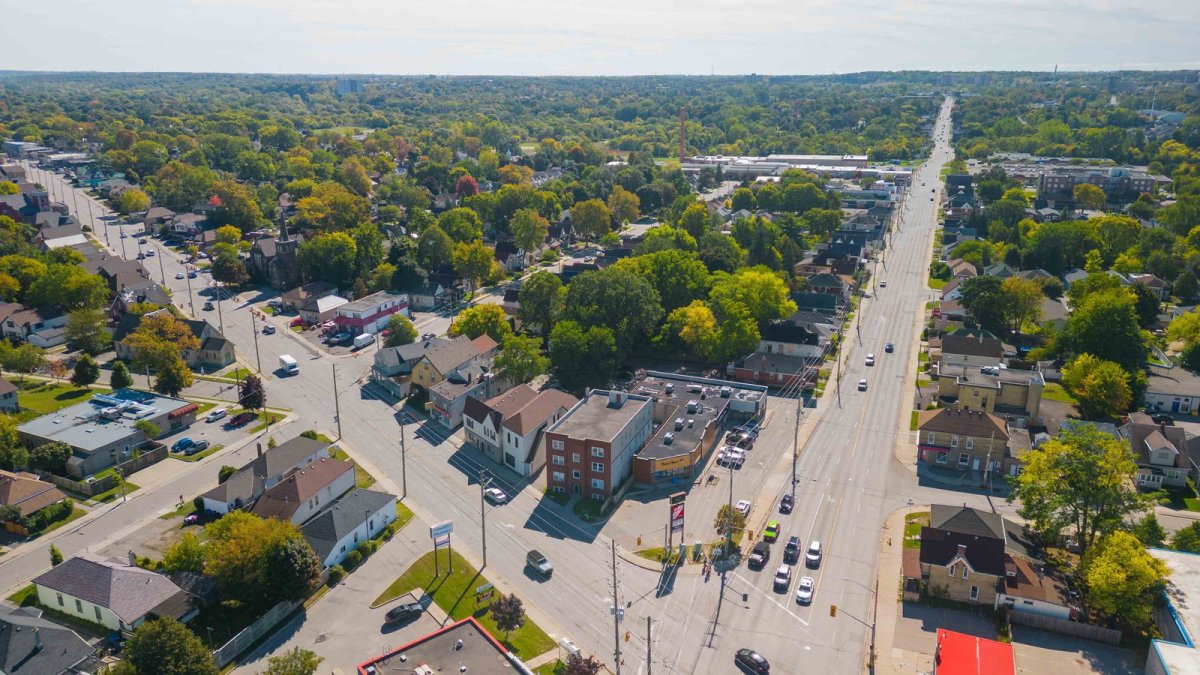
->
left=183, top=266, right=195, bottom=315
left=791, top=386, right=803, bottom=495
left=645, top=616, right=652, bottom=675
left=332, top=363, right=343, bottom=439
left=250, top=311, right=263, bottom=374
left=479, top=469, right=490, bottom=568
left=399, top=424, right=407, bottom=499
left=215, top=282, right=225, bottom=334
left=610, top=541, right=622, bottom=675
left=156, top=245, right=167, bottom=285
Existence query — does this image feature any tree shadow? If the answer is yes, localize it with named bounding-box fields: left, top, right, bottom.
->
left=55, top=388, right=91, bottom=402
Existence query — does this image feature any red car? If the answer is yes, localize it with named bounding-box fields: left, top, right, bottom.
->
left=227, top=412, right=255, bottom=427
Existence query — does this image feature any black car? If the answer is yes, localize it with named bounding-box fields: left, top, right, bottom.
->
left=783, top=536, right=801, bottom=564
left=748, top=541, right=770, bottom=569
left=735, top=648, right=770, bottom=673
left=384, top=601, right=424, bottom=624
left=779, top=494, right=793, bottom=514
left=1151, top=414, right=1175, bottom=426
left=885, top=342, right=894, bottom=353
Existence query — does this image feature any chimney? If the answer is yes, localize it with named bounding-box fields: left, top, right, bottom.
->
left=956, top=544, right=967, bottom=558
left=608, top=390, right=625, bottom=408
left=128, top=550, right=137, bottom=567
left=33, top=627, right=42, bottom=654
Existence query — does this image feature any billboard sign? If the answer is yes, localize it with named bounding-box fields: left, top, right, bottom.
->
left=430, top=520, right=453, bottom=539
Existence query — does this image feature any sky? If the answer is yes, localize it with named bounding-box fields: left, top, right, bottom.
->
left=5, top=0, right=1200, bottom=75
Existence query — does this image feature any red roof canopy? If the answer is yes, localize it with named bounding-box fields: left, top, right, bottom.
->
left=935, top=629, right=1015, bottom=675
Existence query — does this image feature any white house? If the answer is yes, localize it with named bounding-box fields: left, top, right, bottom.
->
left=200, top=436, right=331, bottom=514
left=1145, top=364, right=1200, bottom=415
left=301, top=489, right=397, bottom=568
left=33, top=553, right=195, bottom=632
left=463, top=384, right=579, bottom=476
left=247, top=457, right=355, bottom=525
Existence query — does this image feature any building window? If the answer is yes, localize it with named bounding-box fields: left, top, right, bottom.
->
left=925, top=432, right=936, bottom=445
left=591, top=462, right=604, bottom=473
left=552, top=471, right=564, bottom=482
left=969, top=585, right=979, bottom=601
left=965, top=437, right=974, bottom=450
left=572, top=452, right=580, bottom=463
left=552, top=455, right=564, bottom=466
left=950, top=435, right=959, bottom=448
left=552, top=440, right=563, bottom=451
left=95, top=606, right=103, bottom=622
left=75, top=599, right=82, bottom=613
left=57, top=593, right=63, bottom=607
left=959, top=453, right=969, bottom=465
left=591, top=447, right=605, bottom=458
left=948, top=564, right=955, bottom=577
left=552, top=486, right=566, bottom=495
left=936, top=451, right=949, bottom=463
left=591, top=478, right=605, bottom=490
left=572, top=469, right=581, bottom=479
left=962, top=566, right=969, bottom=579
left=466, top=419, right=474, bottom=429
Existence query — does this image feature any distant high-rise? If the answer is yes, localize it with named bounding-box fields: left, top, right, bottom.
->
left=336, top=78, right=363, bottom=97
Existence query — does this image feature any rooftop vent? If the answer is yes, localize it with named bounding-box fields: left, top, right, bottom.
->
left=674, top=418, right=684, bottom=431
left=664, top=433, right=674, bottom=445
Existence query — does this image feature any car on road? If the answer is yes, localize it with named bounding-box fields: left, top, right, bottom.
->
left=779, top=494, right=793, bottom=514
left=120, top=232, right=127, bottom=239
left=879, top=280, right=887, bottom=287
left=885, top=342, right=894, bottom=353
left=527, top=550, right=553, bottom=578
left=171, top=438, right=194, bottom=453
left=735, top=499, right=751, bottom=517
left=773, top=564, right=791, bottom=591
left=748, top=541, right=770, bottom=569
left=136, top=252, right=145, bottom=260
left=137, top=237, right=147, bottom=244
left=202, top=301, right=214, bottom=311
left=857, top=378, right=867, bottom=391
left=805, top=541, right=823, bottom=568
left=865, top=353, right=875, bottom=366
left=227, top=412, right=255, bottom=428
left=735, top=648, right=770, bottom=674
left=188, top=270, right=198, bottom=279
left=783, top=536, right=801, bottom=564
left=144, top=249, right=154, bottom=257
left=185, top=439, right=210, bottom=455
left=421, top=333, right=436, bottom=341
left=484, top=487, right=508, bottom=505
left=205, top=408, right=228, bottom=423
left=1150, top=413, right=1175, bottom=425
left=262, top=325, right=276, bottom=335
left=384, top=601, right=425, bottom=624
left=175, top=271, right=185, bottom=279
left=764, top=520, right=780, bottom=542
left=795, top=576, right=815, bottom=605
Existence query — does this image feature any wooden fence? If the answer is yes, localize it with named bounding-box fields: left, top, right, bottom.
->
left=1009, top=610, right=1122, bottom=644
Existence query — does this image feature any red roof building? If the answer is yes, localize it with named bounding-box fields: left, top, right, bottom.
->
left=933, top=628, right=1015, bottom=675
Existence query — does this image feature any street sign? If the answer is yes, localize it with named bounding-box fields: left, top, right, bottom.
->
left=430, top=520, right=453, bottom=539
left=670, top=502, right=684, bottom=534
left=475, top=583, right=494, bottom=603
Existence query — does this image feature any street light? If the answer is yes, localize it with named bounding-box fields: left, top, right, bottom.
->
left=842, top=577, right=878, bottom=669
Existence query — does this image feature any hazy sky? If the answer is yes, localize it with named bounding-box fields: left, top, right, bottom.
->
left=6, top=0, right=1200, bottom=75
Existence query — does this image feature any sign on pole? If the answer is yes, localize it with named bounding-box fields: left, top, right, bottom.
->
left=475, top=582, right=495, bottom=604
left=430, top=520, right=453, bottom=540
left=670, top=503, right=685, bottom=534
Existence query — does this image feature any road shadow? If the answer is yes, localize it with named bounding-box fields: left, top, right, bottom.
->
left=521, top=496, right=602, bottom=544
left=1010, top=625, right=1139, bottom=674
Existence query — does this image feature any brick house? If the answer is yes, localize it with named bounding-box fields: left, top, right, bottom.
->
left=544, top=390, right=655, bottom=502
left=935, top=363, right=1044, bottom=423
left=333, top=291, right=410, bottom=336
left=917, top=407, right=1013, bottom=476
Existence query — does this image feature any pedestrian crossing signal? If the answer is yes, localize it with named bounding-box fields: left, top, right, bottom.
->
left=830, top=605, right=837, bottom=617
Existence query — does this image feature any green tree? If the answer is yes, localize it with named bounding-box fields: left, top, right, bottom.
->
left=714, top=503, right=747, bottom=539
left=563, top=653, right=605, bottom=675
left=264, top=647, right=324, bottom=675
left=70, top=354, right=100, bottom=387
left=298, top=231, right=357, bottom=289
left=29, top=441, right=71, bottom=473
left=153, top=358, right=193, bottom=398
left=562, top=267, right=663, bottom=352
left=1129, top=513, right=1167, bottom=548
left=239, top=374, right=267, bottom=411
left=163, top=532, right=206, bottom=574
left=26, top=264, right=109, bottom=310
left=1000, top=276, right=1044, bottom=332
left=49, top=544, right=63, bottom=567
left=417, top=224, right=454, bottom=270
left=712, top=313, right=761, bottom=362
left=571, top=199, right=612, bottom=241
left=451, top=240, right=495, bottom=291
left=1083, top=531, right=1169, bottom=630
left=124, top=311, right=199, bottom=374
left=661, top=301, right=718, bottom=359
left=493, top=334, right=549, bottom=383
left=1061, top=354, right=1133, bottom=419
left=292, top=181, right=370, bottom=233
left=957, top=275, right=1007, bottom=333
left=449, top=304, right=512, bottom=343
left=116, top=188, right=151, bottom=214
left=707, top=267, right=796, bottom=328
left=263, top=536, right=323, bottom=603
left=1060, top=288, right=1148, bottom=372
left=0, top=341, right=44, bottom=378
left=110, top=360, right=134, bottom=390
left=1130, top=283, right=1161, bottom=328
left=614, top=250, right=711, bottom=312
left=510, top=209, right=549, bottom=263
left=637, top=226, right=697, bottom=255
left=1009, top=425, right=1149, bottom=557
left=210, top=180, right=264, bottom=231
left=210, top=242, right=250, bottom=286
left=607, top=185, right=640, bottom=225
left=1073, top=183, right=1107, bottom=211
left=518, top=271, right=565, bottom=338
left=218, top=465, right=237, bottom=483
left=0, top=415, right=28, bottom=470
left=134, top=419, right=160, bottom=440
left=489, top=594, right=526, bottom=640
left=548, top=321, right=619, bottom=392
left=1173, top=522, right=1200, bottom=553
left=65, top=308, right=110, bottom=355
left=438, top=207, right=484, bottom=242
left=697, top=231, right=744, bottom=273
left=730, top=188, right=756, bottom=211
left=205, top=511, right=320, bottom=610
left=1167, top=310, right=1200, bottom=346
left=677, top=202, right=711, bottom=239
left=125, top=617, right=218, bottom=675
left=384, top=314, right=418, bottom=347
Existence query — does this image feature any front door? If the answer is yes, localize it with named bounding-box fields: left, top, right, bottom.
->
left=972, top=458, right=980, bottom=471
left=1173, top=401, right=1181, bottom=412
left=572, top=484, right=580, bottom=495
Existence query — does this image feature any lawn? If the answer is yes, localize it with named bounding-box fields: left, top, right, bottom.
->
left=910, top=410, right=920, bottom=431
left=91, top=480, right=140, bottom=503
left=904, top=511, right=930, bottom=549
left=172, top=444, right=222, bottom=462
left=634, top=547, right=680, bottom=565
left=1157, top=484, right=1200, bottom=512
left=32, top=505, right=87, bottom=536
left=17, top=382, right=108, bottom=415
left=159, top=500, right=199, bottom=520
left=928, top=277, right=947, bottom=290
left=533, top=661, right=566, bottom=675
left=7, top=584, right=38, bottom=607
left=222, top=367, right=253, bottom=381
left=372, top=549, right=555, bottom=660
left=250, top=412, right=284, bottom=434
left=395, top=500, right=414, bottom=530
left=331, top=446, right=376, bottom=488
left=1041, top=383, right=1078, bottom=405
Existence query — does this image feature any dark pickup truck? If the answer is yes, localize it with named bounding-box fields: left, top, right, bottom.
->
left=748, top=541, right=770, bottom=569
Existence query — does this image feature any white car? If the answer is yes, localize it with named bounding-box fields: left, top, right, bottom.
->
left=865, top=354, right=875, bottom=366
left=857, top=378, right=867, bottom=391
left=175, top=272, right=185, bottom=279
left=796, top=576, right=815, bottom=605
left=205, top=408, right=228, bottom=423
left=773, top=564, right=791, bottom=591
left=484, top=487, right=508, bottom=505
left=879, top=281, right=887, bottom=288
left=805, top=541, right=823, bottom=568
left=735, top=499, right=752, bottom=517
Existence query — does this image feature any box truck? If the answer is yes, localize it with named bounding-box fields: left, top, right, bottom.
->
left=279, top=354, right=299, bottom=375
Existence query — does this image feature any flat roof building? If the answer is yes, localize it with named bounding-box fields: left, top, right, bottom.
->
left=1149, top=549, right=1200, bottom=675
left=357, top=616, right=528, bottom=674
left=544, top=390, right=654, bottom=504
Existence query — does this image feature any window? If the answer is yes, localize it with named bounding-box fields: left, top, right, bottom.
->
left=948, top=564, right=955, bottom=577
left=959, top=453, right=969, bottom=465
left=552, top=486, right=566, bottom=495
left=962, top=566, right=969, bottom=579
left=572, top=452, right=580, bottom=463
left=572, top=469, right=581, bottom=479
left=969, top=585, right=979, bottom=601
left=965, top=436, right=974, bottom=450
left=591, top=447, right=605, bottom=458
left=591, top=462, right=604, bottom=473
left=950, top=435, right=959, bottom=448
left=591, top=478, right=605, bottom=490
left=552, top=471, right=564, bottom=482
left=552, top=455, right=565, bottom=466
left=926, top=432, right=936, bottom=445
left=57, top=593, right=63, bottom=607
left=936, top=451, right=949, bottom=463
left=552, top=439, right=564, bottom=451
left=95, top=606, right=103, bottom=622
left=466, top=419, right=474, bottom=429
left=75, top=599, right=82, bottom=613
left=591, top=493, right=604, bottom=501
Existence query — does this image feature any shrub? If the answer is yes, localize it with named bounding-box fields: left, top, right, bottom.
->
left=344, top=550, right=362, bottom=569
left=193, top=495, right=205, bottom=512
left=326, top=565, right=346, bottom=586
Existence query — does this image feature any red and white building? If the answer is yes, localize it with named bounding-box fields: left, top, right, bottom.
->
left=333, top=291, right=409, bottom=336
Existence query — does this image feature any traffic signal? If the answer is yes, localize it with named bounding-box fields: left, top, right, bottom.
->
left=624, top=631, right=631, bottom=642
left=830, top=605, right=837, bottom=617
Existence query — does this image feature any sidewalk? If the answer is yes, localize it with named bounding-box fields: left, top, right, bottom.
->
left=871, top=506, right=926, bottom=675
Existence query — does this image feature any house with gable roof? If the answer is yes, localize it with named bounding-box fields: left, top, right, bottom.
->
left=463, top=384, right=579, bottom=476
left=1123, top=411, right=1200, bottom=490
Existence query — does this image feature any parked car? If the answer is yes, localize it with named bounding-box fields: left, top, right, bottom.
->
left=735, top=648, right=770, bottom=674
left=188, top=270, right=198, bottom=279
left=735, top=499, right=751, bottom=517
left=183, top=514, right=200, bottom=525
left=228, top=412, right=255, bottom=427
left=783, top=536, right=801, bottom=564
left=764, top=520, right=780, bottom=542
left=203, top=301, right=214, bottom=311
left=779, top=494, right=793, bottom=514
left=484, top=487, right=508, bottom=505
left=205, top=408, right=228, bottom=423
left=262, top=325, right=276, bottom=335
left=1151, top=414, right=1175, bottom=425
left=175, top=272, right=185, bottom=279
left=185, top=439, right=210, bottom=455
left=857, top=378, right=867, bottom=391
left=384, top=601, right=425, bottom=624
left=773, top=564, right=791, bottom=591
left=171, top=438, right=194, bottom=452
left=748, top=541, right=770, bottom=569
left=795, top=576, right=815, bottom=605
left=805, top=541, right=823, bottom=569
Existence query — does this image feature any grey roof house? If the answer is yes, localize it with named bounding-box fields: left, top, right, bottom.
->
left=33, top=553, right=197, bottom=632
left=301, top=488, right=398, bottom=568
left=200, top=436, right=332, bottom=514
left=0, top=606, right=94, bottom=674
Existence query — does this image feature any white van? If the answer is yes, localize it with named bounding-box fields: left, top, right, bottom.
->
left=279, top=354, right=299, bottom=375
left=353, top=333, right=376, bottom=350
